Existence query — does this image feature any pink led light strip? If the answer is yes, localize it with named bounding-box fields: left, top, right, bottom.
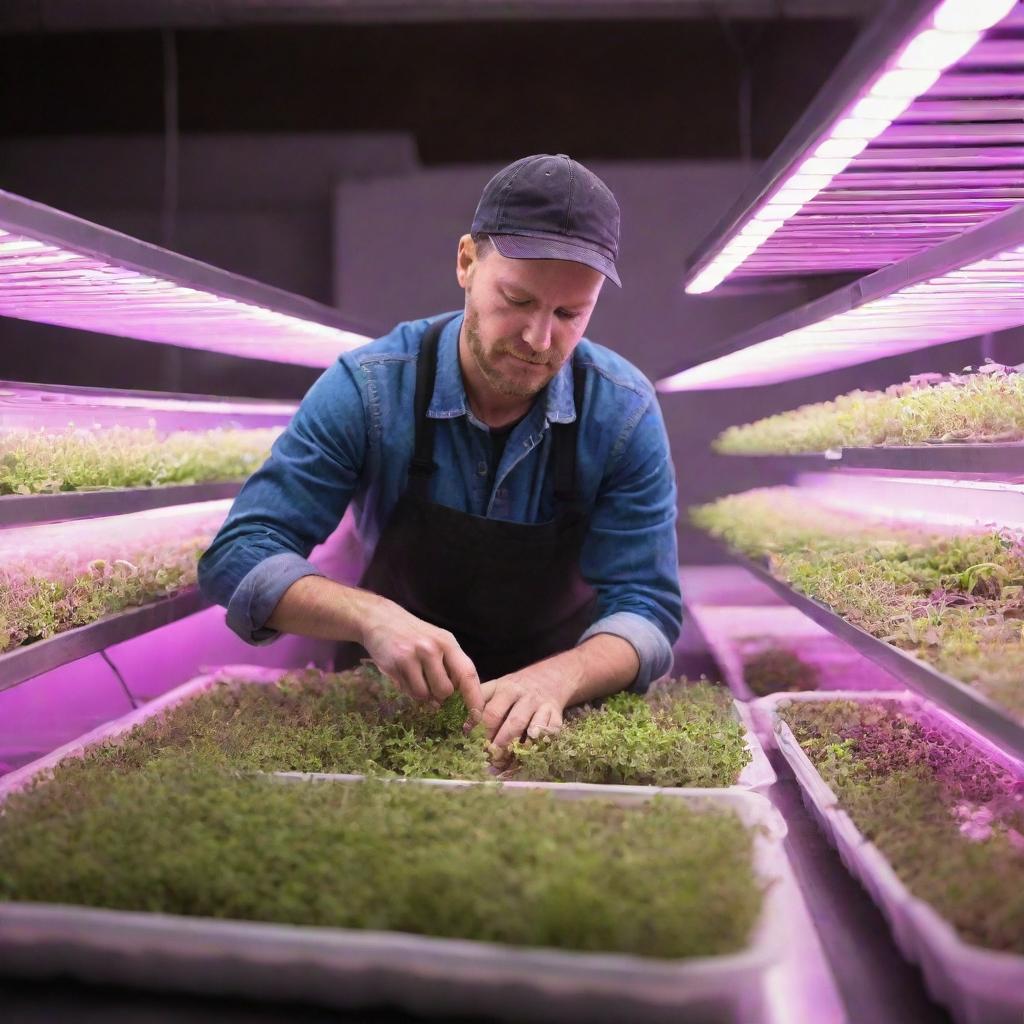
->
left=687, top=0, right=1022, bottom=294
left=0, top=227, right=370, bottom=367
left=0, top=500, right=231, bottom=560
left=661, top=210, right=1024, bottom=390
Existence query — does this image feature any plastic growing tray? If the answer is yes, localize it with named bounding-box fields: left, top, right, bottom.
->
left=690, top=604, right=901, bottom=709
left=0, top=664, right=775, bottom=795
left=756, top=689, right=1024, bottom=1024
left=0, top=690, right=792, bottom=1023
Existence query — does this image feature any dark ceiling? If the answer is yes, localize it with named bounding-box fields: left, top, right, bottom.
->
left=1, top=18, right=863, bottom=162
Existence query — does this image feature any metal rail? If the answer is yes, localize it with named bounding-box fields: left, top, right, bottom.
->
left=715, top=443, right=1024, bottom=476
left=705, top=540, right=1024, bottom=760
left=0, top=483, right=243, bottom=527
left=0, top=590, right=210, bottom=693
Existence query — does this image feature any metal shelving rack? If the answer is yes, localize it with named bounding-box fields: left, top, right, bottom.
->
left=661, top=203, right=1024, bottom=390
left=712, top=542, right=1024, bottom=759
left=666, top=207, right=1024, bottom=752
left=0, top=189, right=374, bottom=367
left=0, top=591, right=211, bottom=693
left=0, top=192, right=363, bottom=698
left=0, top=483, right=244, bottom=527
left=682, top=0, right=1024, bottom=292
left=663, top=3, right=1024, bottom=1020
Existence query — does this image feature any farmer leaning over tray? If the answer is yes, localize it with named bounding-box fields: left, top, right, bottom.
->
left=198, top=154, right=682, bottom=749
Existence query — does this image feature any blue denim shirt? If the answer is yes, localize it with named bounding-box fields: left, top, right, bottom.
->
left=197, top=312, right=682, bottom=689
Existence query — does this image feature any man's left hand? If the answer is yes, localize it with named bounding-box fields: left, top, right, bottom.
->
left=475, top=635, right=642, bottom=750
left=477, top=653, right=581, bottom=750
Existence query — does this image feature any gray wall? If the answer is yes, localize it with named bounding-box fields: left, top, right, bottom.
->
left=333, top=160, right=815, bottom=380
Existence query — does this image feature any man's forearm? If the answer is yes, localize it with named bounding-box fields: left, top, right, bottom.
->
left=543, top=633, right=641, bottom=709
left=265, top=574, right=380, bottom=644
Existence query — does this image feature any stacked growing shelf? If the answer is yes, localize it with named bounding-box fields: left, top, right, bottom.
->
left=663, top=2, right=1024, bottom=1021
left=0, top=190, right=374, bottom=771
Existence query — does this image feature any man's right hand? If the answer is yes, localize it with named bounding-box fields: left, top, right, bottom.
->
left=360, top=597, right=484, bottom=715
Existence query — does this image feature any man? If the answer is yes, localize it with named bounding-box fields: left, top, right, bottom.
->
left=198, top=153, right=681, bottom=749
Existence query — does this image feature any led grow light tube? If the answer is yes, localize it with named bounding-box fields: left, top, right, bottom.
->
left=660, top=204, right=1024, bottom=390
left=0, top=380, right=297, bottom=432
left=0, top=499, right=230, bottom=561
left=685, top=0, right=1021, bottom=293
left=795, top=471, right=1024, bottom=531
left=0, top=191, right=375, bottom=366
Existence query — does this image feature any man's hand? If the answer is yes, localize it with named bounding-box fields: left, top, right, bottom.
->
left=360, top=598, right=484, bottom=715
left=480, top=635, right=643, bottom=749
left=479, top=656, right=580, bottom=749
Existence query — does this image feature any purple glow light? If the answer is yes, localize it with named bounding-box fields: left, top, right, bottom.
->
left=898, top=29, right=982, bottom=71
left=0, top=499, right=230, bottom=560
left=0, top=381, right=296, bottom=433
left=685, top=0, right=1023, bottom=293
left=0, top=654, right=133, bottom=775
left=934, top=0, right=1018, bottom=31
left=662, top=228, right=1024, bottom=390
left=0, top=227, right=370, bottom=367
left=793, top=472, right=1024, bottom=530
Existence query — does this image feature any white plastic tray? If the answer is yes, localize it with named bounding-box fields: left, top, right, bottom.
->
left=689, top=604, right=901, bottom=715
left=0, top=697, right=792, bottom=1023
left=0, top=664, right=775, bottom=798
left=756, top=689, right=1024, bottom=1024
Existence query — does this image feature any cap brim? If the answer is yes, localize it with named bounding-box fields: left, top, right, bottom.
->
left=490, top=233, right=621, bottom=287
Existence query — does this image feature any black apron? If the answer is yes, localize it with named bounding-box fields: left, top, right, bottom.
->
left=336, top=314, right=597, bottom=681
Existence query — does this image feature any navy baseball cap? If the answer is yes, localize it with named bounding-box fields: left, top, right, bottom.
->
left=471, top=154, right=622, bottom=287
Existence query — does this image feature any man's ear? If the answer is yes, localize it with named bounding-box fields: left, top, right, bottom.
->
left=456, top=234, right=476, bottom=290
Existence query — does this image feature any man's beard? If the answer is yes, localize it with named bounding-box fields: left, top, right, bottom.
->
left=465, top=308, right=560, bottom=399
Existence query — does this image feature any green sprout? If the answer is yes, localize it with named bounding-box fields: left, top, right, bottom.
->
left=0, top=753, right=764, bottom=959
left=713, top=363, right=1024, bottom=455
left=0, top=425, right=280, bottom=495
left=692, top=487, right=1024, bottom=720
left=94, top=670, right=752, bottom=786
left=780, top=699, right=1024, bottom=954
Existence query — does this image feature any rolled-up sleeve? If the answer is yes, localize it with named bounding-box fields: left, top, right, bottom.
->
left=577, top=394, right=682, bottom=691
left=197, top=358, right=367, bottom=643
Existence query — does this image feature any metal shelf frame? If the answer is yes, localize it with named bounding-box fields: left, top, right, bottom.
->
left=0, top=590, right=210, bottom=693
left=716, top=443, right=1024, bottom=476
left=0, top=377, right=298, bottom=420
left=682, top=0, right=1024, bottom=288
left=660, top=203, right=1024, bottom=389
left=0, top=483, right=244, bottom=527
left=684, top=0, right=934, bottom=280
left=703, top=538, right=1024, bottom=760
left=0, top=190, right=378, bottom=367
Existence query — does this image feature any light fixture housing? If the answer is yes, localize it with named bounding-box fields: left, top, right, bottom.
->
left=684, top=0, right=1023, bottom=293
left=0, top=379, right=296, bottom=432
left=661, top=204, right=1024, bottom=390
left=0, top=191, right=375, bottom=366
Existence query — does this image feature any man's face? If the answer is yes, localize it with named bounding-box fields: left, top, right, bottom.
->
left=458, top=238, right=604, bottom=399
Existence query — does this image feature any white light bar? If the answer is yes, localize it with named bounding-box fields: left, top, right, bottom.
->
left=685, top=0, right=1022, bottom=293
left=0, top=191, right=374, bottom=367
left=660, top=204, right=1024, bottom=390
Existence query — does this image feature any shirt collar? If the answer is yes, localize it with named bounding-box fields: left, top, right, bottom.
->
left=427, top=311, right=577, bottom=425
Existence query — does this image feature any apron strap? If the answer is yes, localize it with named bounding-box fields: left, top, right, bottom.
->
left=408, top=314, right=457, bottom=500
left=408, top=313, right=585, bottom=507
left=552, top=361, right=586, bottom=507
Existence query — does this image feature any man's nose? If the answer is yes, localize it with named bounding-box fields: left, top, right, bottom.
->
left=522, top=312, right=554, bottom=353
